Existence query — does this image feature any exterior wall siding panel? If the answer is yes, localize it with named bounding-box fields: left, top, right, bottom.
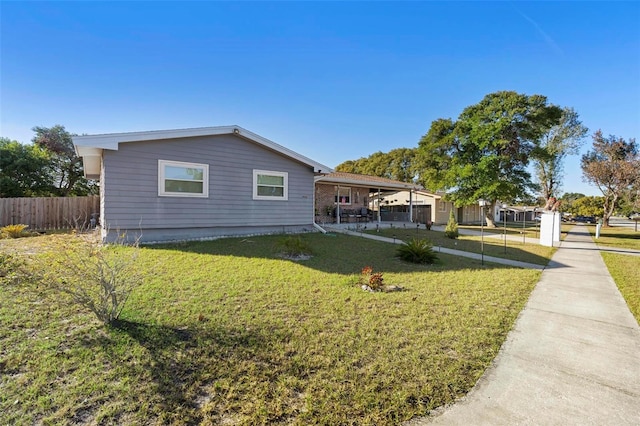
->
left=101, top=134, right=314, bottom=242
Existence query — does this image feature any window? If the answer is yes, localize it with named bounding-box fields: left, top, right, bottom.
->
left=335, top=187, right=351, bottom=205
left=158, top=160, right=208, bottom=197
left=438, top=201, right=447, bottom=212
left=253, top=170, right=288, bottom=200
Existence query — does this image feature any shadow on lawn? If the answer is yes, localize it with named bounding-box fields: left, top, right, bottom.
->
left=90, top=319, right=278, bottom=424
left=142, top=232, right=552, bottom=275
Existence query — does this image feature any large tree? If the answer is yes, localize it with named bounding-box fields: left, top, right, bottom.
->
left=531, top=107, right=588, bottom=202
left=581, top=131, right=639, bottom=226
left=417, top=91, right=562, bottom=227
left=0, top=137, right=53, bottom=197
left=570, top=196, right=605, bottom=217
left=335, top=148, right=417, bottom=182
left=31, top=125, right=97, bottom=196
left=559, top=192, right=586, bottom=215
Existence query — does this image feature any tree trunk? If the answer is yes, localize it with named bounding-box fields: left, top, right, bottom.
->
left=603, top=193, right=618, bottom=227
left=485, top=203, right=497, bottom=228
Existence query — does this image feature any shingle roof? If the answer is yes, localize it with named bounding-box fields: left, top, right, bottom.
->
left=315, top=172, right=422, bottom=190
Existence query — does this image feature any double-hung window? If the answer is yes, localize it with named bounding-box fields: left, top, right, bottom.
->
left=253, top=170, right=288, bottom=200
left=158, top=160, right=209, bottom=197
left=335, top=187, right=351, bottom=205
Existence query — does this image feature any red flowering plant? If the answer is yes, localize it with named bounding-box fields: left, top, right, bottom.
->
left=360, top=266, right=384, bottom=291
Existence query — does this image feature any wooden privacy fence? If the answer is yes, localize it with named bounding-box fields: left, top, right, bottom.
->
left=0, top=196, right=100, bottom=231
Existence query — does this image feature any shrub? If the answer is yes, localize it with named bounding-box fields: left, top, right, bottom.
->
left=396, top=238, right=438, bottom=264
left=275, top=235, right=313, bottom=258
left=359, top=266, right=385, bottom=291
left=1, top=224, right=30, bottom=239
left=37, top=233, right=143, bottom=325
left=444, top=210, right=459, bottom=239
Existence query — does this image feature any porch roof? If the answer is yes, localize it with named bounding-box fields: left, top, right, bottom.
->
left=315, top=172, right=422, bottom=191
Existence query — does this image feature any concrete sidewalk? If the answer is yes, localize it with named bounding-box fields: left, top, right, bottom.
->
left=406, top=225, right=640, bottom=425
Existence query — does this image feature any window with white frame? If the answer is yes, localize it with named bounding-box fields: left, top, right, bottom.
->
left=334, top=187, right=352, bottom=205
left=438, top=201, right=447, bottom=212
left=253, top=170, right=288, bottom=200
left=158, top=160, right=209, bottom=197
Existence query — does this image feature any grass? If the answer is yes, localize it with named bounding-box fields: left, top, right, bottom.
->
left=587, top=224, right=640, bottom=251
left=362, top=224, right=558, bottom=266
left=585, top=224, right=640, bottom=325
left=1, top=232, right=543, bottom=425
left=600, top=252, right=640, bottom=325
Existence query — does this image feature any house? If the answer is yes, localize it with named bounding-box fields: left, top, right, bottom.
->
left=73, top=126, right=331, bottom=243
left=368, top=190, right=484, bottom=225
left=362, top=189, right=442, bottom=223
left=496, top=205, right=540, bottom=223
left=314, top=172, right=422, bottom=224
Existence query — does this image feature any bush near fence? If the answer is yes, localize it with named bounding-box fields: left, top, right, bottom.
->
left=0, top=196, right=99, bottom=231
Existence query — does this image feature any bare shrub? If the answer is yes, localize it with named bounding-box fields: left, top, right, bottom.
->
left=38, top=232, right=143, bottom=325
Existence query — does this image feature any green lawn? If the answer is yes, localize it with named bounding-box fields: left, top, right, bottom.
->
left=601, top=252, right=640, bottom=325
left=587, top=225, right=640, bottom=325
left=363, top=225, right=556, bottom=266
left=588, top=224, right=640, bottom=251
left=1, top=232, right=543, bottom=425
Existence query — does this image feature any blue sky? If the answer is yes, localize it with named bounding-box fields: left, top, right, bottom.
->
left=2, top=1, right=639, bottom=197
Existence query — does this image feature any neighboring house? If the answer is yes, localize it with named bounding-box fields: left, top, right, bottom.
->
left=369, top=189, right=441, bottom=225
left=374, top=190, right=482, bottom=225
left=73, top=126, right=331, bottom=243
left=314, top=172, right=422, bottom=224
left=496, top=205, right=539, bottom=223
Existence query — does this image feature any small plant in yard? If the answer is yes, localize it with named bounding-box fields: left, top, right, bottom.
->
left=396, top=238, right=438, bottom=264
left=444, top=210, right=459, bottom=239
left=0, top=224, right=31, bottom=239
left=275, top=234, right=313, bottom=258
left=359, top=265, right=385, bottom=291
left=37, top=232, right=143, bottom=325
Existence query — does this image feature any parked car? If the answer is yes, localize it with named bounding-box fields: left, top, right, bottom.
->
left=574, top=215, right=596, bottom=224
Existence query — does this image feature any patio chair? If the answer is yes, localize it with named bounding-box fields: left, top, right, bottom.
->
left=356, top=207, right=369, bottom=222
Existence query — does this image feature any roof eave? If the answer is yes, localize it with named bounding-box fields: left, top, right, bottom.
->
left=72, top=125, right=332, bottom=173
left=315, top=176, right=422, bottom=191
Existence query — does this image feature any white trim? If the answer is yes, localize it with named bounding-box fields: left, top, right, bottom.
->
left=315, top=175, right=420, bottom=191
left=158, top=160, right=209, bottom=198
left=253, top=169, right=288, bottom=201
left=72, top=125, right=331, bottom=173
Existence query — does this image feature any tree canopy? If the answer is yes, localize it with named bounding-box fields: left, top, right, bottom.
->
left=531, top=107, right=588, bottom=201
left=0, top=125, right=98, bottom=198
left=581, top=130, right=639, bottom=226
left=31, top=125, right=97, bottom=196
left=569, top=196, right=605, bottom=217
left=0, top=138, right=52, bottom=197
left=335, top=148, right=417, bottom=182
left=416, top=91, right=562, bottom=226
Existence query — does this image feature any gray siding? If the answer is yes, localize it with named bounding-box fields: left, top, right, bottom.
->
left=101, top=134, right=315, bottom=242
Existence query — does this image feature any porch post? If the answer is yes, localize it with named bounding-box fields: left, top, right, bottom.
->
left=336, top=185, right=341, bottom=224
left=377, top=188, right=381, bottom=223
left=409, top=189, right=414, bottom=223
